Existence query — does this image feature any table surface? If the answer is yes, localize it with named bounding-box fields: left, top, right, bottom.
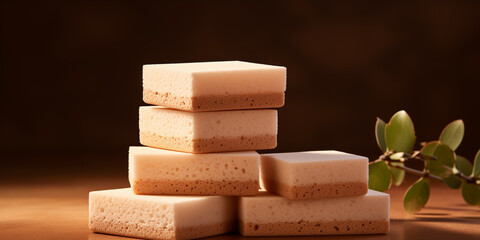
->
left=1, top=176, right=479, bottom=240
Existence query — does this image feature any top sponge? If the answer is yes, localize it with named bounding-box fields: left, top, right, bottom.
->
left=143, top=61, right=286, bottom=111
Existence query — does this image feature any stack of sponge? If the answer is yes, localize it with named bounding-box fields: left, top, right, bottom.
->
left=88, top=61, right=390, bottom=239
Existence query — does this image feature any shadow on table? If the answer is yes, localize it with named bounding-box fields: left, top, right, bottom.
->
left=89, top=232, right=389, bottom=240
left=88, top=219, right=480, bottom=240
left=388, top=219, right=480, bottom=240
left=397, top=216, right=480, bottom=223
left=424, top=205, right=480, bottom=213
left=89, top=233, right=141, bottom=240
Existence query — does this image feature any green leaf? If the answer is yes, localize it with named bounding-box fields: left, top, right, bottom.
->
left=455, top=156, right=473, bottom=176
left=375, top=118, right=387, bottom=153
left=368, top=161, right=391, bottom=192
left=473, top=150, right=480, bottom=177
left=385, top=110, right=416, bottom=153
left=390, top=162, right=405, bottom=186
left=442, top=174, right=462, bottom=189
left=403, top=178, right=430, bottom=213
left=461, top=183, right=480, bottom=205
left=421, top=141, right=455, bottom=178
left=439, top=120, right=464, bottom=151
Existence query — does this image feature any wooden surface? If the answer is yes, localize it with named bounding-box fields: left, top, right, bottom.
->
left=1, top=176, right=479, bottom=240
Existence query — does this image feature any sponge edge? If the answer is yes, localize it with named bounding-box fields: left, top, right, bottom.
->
left=142, top=61, right=286, bottom=111
left=89, top=188, right=237, bottom=239
left=260, top=150, right=368, bottom=199
left=128, top=147, right=260, bottom=196
left=139, top=107, right=278, bottom=153
left=238, top=190, right=390, bottom=236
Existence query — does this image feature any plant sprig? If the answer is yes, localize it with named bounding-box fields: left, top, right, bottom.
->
left=369, top=110, right=480, bottom=213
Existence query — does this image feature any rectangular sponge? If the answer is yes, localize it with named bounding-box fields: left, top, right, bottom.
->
left=129, top=147, right=260, bottom=196
left=89, top=188, right=237, bottom=239
left=139, top=106, right=277, bottom=153
left=261, top=150, right=368, bottom=199
left=143, top=61, right=286, bottom=111
left=239, top=190, right=390, bottom=236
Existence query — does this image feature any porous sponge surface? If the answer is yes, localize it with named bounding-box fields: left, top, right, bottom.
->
left=129, top=147, right=259, bottom=182
left=89, top=188, right=176, bottom=239
left=239, top=190, right=390, bottom=223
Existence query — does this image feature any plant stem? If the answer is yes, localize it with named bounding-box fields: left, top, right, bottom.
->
left=380, top=151, right=479, bottom=185
left=387, top=162, right=442, bottom=181
left=454, top=172, right=478, bottom=184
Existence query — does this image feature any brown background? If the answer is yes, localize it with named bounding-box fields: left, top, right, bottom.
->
left=1, top=1, right=480, bottom=182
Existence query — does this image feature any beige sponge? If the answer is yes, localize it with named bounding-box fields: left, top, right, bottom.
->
left=239, top=190, right=390, bottom=236
left=89, top=188, right=237, bottom=239
left=261, top=150, right=368, bottom=199
left=139, top=106, right=277, bottom=153
left=129, top=147, right=260, bottom=196
left=143, top=61, right=286, bottom=111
